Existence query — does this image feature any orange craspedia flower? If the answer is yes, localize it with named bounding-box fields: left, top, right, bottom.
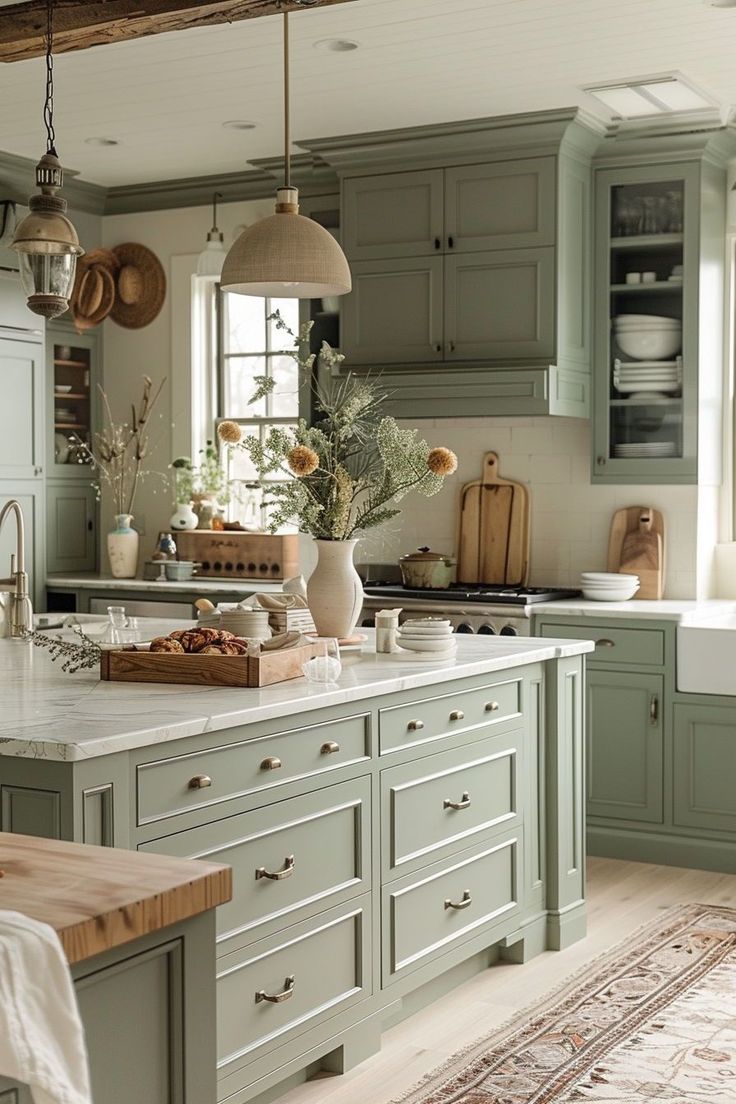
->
left=427, top=447, right=458, bottom=476
left=217, top=420, right=242, bottom=444
left=287, top=445, right=320, bottom=477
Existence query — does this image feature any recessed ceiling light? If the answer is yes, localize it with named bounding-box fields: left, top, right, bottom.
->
left=222, top=120, right=257, bottom=131
left=313, top=38, right=360, bottom=52
left=84, top=137, right=119, bottom=146
left=583, top=73, right=717, bottom=119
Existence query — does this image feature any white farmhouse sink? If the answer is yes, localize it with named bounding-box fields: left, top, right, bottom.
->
left=677, top=613, right=736, bottom=694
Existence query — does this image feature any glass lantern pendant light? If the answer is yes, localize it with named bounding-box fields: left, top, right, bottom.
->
left=11, top=0, right=83, bottom=318
left=221, top=9, right=351, bottom=299
left=196, top=191, right=227, bottom=278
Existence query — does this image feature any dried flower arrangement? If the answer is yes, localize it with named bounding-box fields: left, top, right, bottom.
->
left=217, top=314, right=457, bottom=541
left=31, top=625, right=102, bottom=673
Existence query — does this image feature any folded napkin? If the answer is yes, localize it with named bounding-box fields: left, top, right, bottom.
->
left=0, top=910, right=92, bottom=1104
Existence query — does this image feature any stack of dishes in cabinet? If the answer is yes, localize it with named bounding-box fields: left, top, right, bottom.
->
left=396, top=618, right=457, bottom=660
left=580, top=572, right=640, bottom=602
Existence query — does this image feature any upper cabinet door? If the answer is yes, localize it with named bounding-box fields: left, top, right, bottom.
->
left=343, top=170, right=444, bottom=260
left=444, top=248, right=555, bottom=362
left=341, top=257, right=444, bottom=365
left=0, top=335, right=43, bottom=479
left=444, top=158, right=556, bottom=253
left=46, top=325, right=98, bottom=480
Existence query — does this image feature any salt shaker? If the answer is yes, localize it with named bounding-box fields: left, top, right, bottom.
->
left=375, top=608, right=402, bottom=653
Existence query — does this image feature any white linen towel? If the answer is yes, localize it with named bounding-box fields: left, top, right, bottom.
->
left=0, top=910, right=92, bottom=1104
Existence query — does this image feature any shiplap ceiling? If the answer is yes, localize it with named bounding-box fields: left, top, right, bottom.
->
left=0, top=0, right=735, bottom=186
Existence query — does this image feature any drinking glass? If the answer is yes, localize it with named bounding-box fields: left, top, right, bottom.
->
left=302, top=638, right=342, bottom=684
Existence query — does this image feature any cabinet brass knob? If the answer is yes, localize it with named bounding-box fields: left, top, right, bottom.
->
left=260, top=756, right=282, bottom=771
left=320, top=740, right=340, bottom=755
left=255, top=855, right=295, bottom=881
left=255, top=975, right=295, bottom=1004
left=443, top=791, right=471, bottom=811
left=449, top=709, right=464, bottom=721
left=596, top=455, right=607, bottom=466
left=188, top=774, right=212, bottom=790
left=407, top=719, right=424, bottom=732
left=485, top=701, right=500, bottom=713
left=596, top=638, right=615, bottom=648
left=444, top=890, right=472, bottom=911
left=649, top=694, right=659, bottom=725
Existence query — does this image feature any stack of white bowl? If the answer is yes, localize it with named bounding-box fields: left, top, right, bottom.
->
left=612, top=314, right=681, bottom=361
left=198, top=605, right=272, bottom=640
left=580, top=572, right=640, bottom=602
left=397, top=618, right=456, bottom=655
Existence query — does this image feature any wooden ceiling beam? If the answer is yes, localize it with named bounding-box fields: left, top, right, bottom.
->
left=0, top=0, right=355, bottom=63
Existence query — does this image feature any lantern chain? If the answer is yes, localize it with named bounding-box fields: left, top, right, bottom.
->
left=43, top=0, right=56, bottom=155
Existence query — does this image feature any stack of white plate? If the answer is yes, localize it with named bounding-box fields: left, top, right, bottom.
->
left=613, top=442, right=678, bottom=459
left=580, top=572, right=640, bottom=602
left=612, top=314, right=682, bottom=361
left=198, top=607, right=272, bottom=640
left=613, top=357, right=682, bottom=395
left=397, top=618, right=456, bottom=655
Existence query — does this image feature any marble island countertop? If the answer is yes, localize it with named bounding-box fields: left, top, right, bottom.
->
left=0, top=625, right=593, bottom=763
left=532, top=598, right=736, bottom=622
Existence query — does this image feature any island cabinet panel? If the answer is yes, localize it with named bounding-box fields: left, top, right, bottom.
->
left=140, top=777, right=371, bottom=947
left=444, top=157, right=556, bottom=252
left=381, top=732, right=521, bottom=877
left=342, top=169, right=444, bottom=259
left=135, top=713, right=370, bottom=825
left=673, top=704, right=736, bottom=834
left=340, top=257, right=444, bottom=365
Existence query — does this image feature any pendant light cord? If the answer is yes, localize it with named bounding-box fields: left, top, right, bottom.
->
left=283, top=10, right=290, bottom=188
left=44, top=0, right=57, bottom=155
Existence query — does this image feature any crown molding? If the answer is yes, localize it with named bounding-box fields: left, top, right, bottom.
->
left=0, top=148, right=107, bottom=213
left=594, top=113, right=736, bottom=168
left=104, top=167, right=275, bottom=215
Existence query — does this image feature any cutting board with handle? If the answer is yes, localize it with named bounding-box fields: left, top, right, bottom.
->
left=607, top=506, right=665, bottom=599
left=457, top=452, right=530, bottom=585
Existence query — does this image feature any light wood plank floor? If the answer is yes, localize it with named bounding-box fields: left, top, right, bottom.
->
left=280, top=857, right=736, bottom=1104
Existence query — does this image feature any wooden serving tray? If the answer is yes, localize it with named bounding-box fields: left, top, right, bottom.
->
left=100, top=642, right=321, bottom=688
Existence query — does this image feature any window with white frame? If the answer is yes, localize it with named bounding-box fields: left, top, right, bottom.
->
left=217, top=290, right=301, bottom=529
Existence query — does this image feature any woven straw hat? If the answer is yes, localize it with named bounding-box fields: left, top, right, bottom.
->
left=110, top=242, right=166, bottom=329
left=69, top=249, right=118, bottom=333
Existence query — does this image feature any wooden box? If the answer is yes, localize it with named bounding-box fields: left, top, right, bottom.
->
left=100, top=642, right=320, bottom=688
left=173, top=532, right=300, bottom=581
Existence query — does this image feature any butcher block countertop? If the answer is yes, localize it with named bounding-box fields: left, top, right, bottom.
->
left=0, top=831, right=232, bottom=965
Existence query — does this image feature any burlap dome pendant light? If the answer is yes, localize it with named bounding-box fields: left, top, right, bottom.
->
left=221, top=10, right=351, bottom=299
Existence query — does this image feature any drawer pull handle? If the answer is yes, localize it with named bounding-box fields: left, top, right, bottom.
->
left=320, top=740, right=340, bottom=755
left=256, top=855, right=295, bottom=881
left=443, top=790, right=471, bottom=811
left=596, top=638, right=615, bottom=648
left=255, top=975, right=295, bottom=1004
left=260, top=756, right=282, bottom=771
left=650, top=694, right=659, bottom=725
left=485, top=701, right=500, bottom=713
left=407, top=719, right=424, bottom=732
left=449, top=709, right=464, bottom=721
left=444, top=890, right=472, bottom=911
left=188, top=774, right=212, bottom=790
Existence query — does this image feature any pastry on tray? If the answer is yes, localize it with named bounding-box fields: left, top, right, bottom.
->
left=149, top=628, right=249, bottom=655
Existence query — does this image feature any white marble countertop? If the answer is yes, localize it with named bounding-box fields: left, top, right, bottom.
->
left=0, top=625, right=593, bottom=763
left=532, top=598, right=736, bottom=623
left=46, top=573, right=280, bottom=595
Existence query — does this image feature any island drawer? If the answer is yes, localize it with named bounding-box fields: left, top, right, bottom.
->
left=216, top=896, right=371, bottom=1073
left=381, top=733, right=520, bottom=876
left=135, top=714, right=370, bottom=825
left=379, top=677, right=523, bottom=755
left=383, top=833, right=521, bottom=982
left=537, top=621, right=664, bottom=667
left=139, top=777, right=371, bottom=947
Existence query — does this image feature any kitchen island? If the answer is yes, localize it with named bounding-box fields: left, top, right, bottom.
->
left=0, top=630, right=592, bottom=1104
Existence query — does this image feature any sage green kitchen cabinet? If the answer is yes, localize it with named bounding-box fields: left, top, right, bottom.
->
left=46, top=321, right=99, bottom=479
left=0, top=334, right=44, bottom=481
left=342, top=169, right=444, bottom=259
left=673, top=703, right=736, bottom=835
left=444, top=157, right=556, bottom=252
left=45, top=481, right=98, bottom=574
left=341, top=256, right=444, bottom=364
left=586, top=669, right=663, bottom=824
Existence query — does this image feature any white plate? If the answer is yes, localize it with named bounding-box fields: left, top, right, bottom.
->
left=614, top=381, right=681, bottom=394
left=398, top=623, right=453, bottom=636
left=402, top=618, right=452, bottom=629
left=581, top=572, right=639, bottom=582
left=582, top=590, right=639, bottom=602
left=397, top=635, right=457, bottom=652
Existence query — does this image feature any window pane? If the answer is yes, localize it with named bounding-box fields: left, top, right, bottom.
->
left=225, top=292, right=266, bottom=353
left=226, top=438, right=260, bottom=483
left=268, top=298, right=300, bottom=349
left=269, top=354, right=300, bottom=418
left=224, top=356, right=267, bottom=417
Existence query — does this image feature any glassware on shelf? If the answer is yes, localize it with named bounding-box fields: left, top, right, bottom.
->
left=665, top=189, right=683, bottom=233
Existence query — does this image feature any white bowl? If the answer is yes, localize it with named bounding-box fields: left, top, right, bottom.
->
left=582, top=589, right=639, bottom=602
left=398, top=623, right=453, bottom=637
left=616, top=330, right=682, bottom=361
left=397, top=634, right=456, bottom=652
left=613, top=314, right=681, bottom=327
left=402, top=618, right=452, bottom=629
left=581, top=572, right=639, bottom=583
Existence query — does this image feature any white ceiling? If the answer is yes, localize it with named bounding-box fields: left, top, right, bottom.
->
left=0, top=0, right=735, bottom=187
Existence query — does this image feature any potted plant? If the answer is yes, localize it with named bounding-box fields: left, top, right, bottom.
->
left=169, top=456, right=198, bottom=531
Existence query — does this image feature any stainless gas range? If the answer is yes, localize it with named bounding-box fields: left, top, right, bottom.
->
left=360, top=583, right=581, bottom=636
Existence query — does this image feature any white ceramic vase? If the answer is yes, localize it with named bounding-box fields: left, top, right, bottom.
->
left=169, top=503, right=198, bottom=531
left=307, top=539, right=363, bottom=640
left=107, top=514, right=139, bottom=579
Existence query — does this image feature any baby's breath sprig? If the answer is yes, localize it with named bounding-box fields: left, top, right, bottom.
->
left=31, top=625, right=103, bottom=673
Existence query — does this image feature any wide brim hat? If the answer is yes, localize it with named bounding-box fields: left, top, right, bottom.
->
left=109, top=242, right=166, bottom=329
left=69, top=249, right=118, bottom=333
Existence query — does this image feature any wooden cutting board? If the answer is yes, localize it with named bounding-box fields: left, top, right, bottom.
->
left=607, top=506, right=665, bottom=599
left=457, top=452, right=530, bottom=585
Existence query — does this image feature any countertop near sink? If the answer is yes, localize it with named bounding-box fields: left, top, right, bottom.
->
left=533, top=598, right=736, bottom=623
left=46, top=572, right=281, bottom=595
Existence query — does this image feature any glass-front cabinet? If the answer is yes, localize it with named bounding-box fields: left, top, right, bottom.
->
left=47, top=323, right=98, bottom=474
left=593, top=162, right=699, bottom=483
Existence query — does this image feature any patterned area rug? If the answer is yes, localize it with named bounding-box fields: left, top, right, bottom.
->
left=396, top=903, right=736, bottom=1103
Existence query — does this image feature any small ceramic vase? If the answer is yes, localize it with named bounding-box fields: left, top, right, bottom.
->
left=107, top=514, right=139, bottom=579
left=169, top=503, right=198, bottom=531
